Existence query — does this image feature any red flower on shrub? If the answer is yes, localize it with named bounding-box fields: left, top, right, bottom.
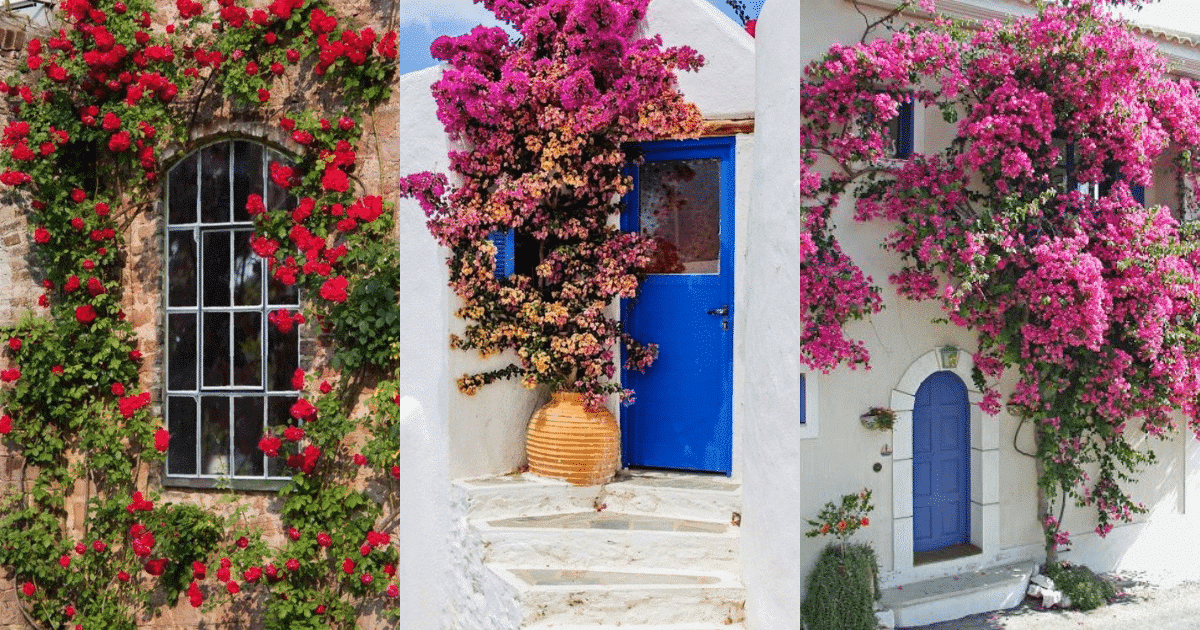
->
left=117, top=571, right=130, bottom=583
left=285, top=558, right=299, bottom=572
left=118, top=392, right=152, bottom=418
left=145, top=558, right=167, bottom=576
left=22, top=582, right=34, bottom=596
left=0, top=414, right=11, bottom=435
left=7, top=338, right=19, bottom=351
left=33, top=227, right=49, bottom=243
left=154, top=428, right=170, bottom=452
left=269, top=161, right=297, bottom=189
left=341, top=558, right=355, bottom=574
left=75, top=305, right=96, bottom=324
left=86, top=275, right=107, bottom=294
left=258, top=434, right=282, bottom=457
left=291, top=368, right=304, bottom=390
left=65, top=275, right=80, bottom=292
left=2, top=368, right=21, bottom=382
left=93, top=539, right=106, bottom=552
left=71, top=187, right=86, bottom=203
left=59, top=554, right=70, bottom=568
left=108, top=131, right=131, bottom=152
left=187, top=581, right=203, bottom=607
left=216, top=565, right=230, bottom=582
left=283, top=426, right=304, bottom=442
left=0, top=170, right=31, bottom=186
left=243, top=566, right=262, bottom=582
left=321, top=165, right=349, bottom=192
left=290, top=398, right=317, bottom=422
left=317, top=532, right=332, bottom=547
left=225, top=581, right=239, bottom=595
left=387, top=583, right=398, bottom=597
left=319, top=276, right=349, bottom=303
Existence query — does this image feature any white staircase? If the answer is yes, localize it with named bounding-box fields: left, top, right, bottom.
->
left=453, top=471, right=746, bottom=629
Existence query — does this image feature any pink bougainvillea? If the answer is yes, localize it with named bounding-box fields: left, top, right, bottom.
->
left=400, top=0, right=703, bottom=409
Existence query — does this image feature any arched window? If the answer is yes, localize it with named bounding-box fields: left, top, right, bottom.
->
left=163, top=139, right=299, bottom=487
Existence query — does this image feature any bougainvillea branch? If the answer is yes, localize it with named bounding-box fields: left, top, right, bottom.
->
left=400, top=0, right=703, bottom=410
left=803, top=0, right=1200, bottom=556
left=0, top=0, right=399, bottom=626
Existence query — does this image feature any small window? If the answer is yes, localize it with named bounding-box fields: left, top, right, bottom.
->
left=888, top=100, right=915, bottom=159
left=164, top=140, right=300, bottom=487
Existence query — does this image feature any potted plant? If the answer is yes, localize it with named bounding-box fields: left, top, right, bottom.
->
left=399, top=0, right=703, bottom=485
left=802, top=489, right=879, bottom=630
left=860, top=406, right=896, bottom=431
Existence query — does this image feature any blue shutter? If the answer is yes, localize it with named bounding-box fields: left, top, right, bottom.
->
left=489, top=230, right=515, bottom=279
left=895, top=101, right=914, bottom=159
left=799, top=374, right=806, bottom=424
left=1132, top=184, right=1145, bottom=206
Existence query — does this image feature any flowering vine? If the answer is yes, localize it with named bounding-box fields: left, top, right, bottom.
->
left=400, top=0, right=703, bottom=410
left=0, top=0, right=398, bottom=626
left=802, top=0, right=1200, bottom=557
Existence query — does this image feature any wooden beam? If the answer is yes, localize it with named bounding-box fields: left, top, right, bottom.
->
left=701, top=118, right=755, bottom=137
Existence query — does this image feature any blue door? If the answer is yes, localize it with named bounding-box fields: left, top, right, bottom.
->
left=913, top=371, right=970, bottom=552
left=620, top=137, right=735, bottom=474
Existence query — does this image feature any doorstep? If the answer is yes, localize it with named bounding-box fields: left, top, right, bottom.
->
left=880, top=561, right=1037, bottom=628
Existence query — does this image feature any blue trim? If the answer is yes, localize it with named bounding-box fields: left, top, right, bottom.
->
left=895, top=100, right=914, bottom=159
left=489, top=229, right=514, bottom=278
left=799, top=374, right=806, bottom=424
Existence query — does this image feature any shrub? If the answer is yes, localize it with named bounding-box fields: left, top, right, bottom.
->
left=1044, top=561, right=1115, bottom=611
left=801, top=542, right=879, bottom=630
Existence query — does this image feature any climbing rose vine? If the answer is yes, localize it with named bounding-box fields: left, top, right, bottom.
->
left=0, top=0, right=399, bottom=626
left=400, top=0, right=703, bottom=410
left=802, top=0, right=1200, bottom=554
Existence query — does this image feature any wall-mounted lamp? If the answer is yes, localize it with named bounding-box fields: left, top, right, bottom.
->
left=939, top=345, right=960, bottom=370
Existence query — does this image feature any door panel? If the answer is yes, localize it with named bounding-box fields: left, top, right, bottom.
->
left=621, top=138, right=735, bottom=474
left=912, top=370, right=970, bottom=553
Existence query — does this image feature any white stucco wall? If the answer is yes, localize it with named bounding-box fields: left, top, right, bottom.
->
left=399, top=65, right=454, bottom=630
left=642, top=0, right=756, bottom=119
left=742, top=0, right=804, bottom=627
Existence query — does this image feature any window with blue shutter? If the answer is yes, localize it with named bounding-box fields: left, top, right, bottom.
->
left=489, top=229, right=515, bottom=278
left=893, top=100, right=914, bottom=159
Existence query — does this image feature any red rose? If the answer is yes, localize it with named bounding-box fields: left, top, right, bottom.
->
left=360, top=573, right=373, bottom=585
left=64, top=605, right=75, bottom=618
left=154, top=428, right=170, bottom=452
left=108, top=131, right=131, bottom=152
left=130, top=349, right=142, bottom=360
left=117, top=571, right=130, bottom=583
left=82, top=259, right=95, bottom=270
left=34, top=227, right=50, bottom=243
left=192, top=561, right=206, bottom=580
left=861, top=517, right=870, bottom=526
left=75, top=305, right=96, bottom=324
left=145, top=558, right=167, bottom=576
left=285, top=558, right=299, bottom=572
left=71, top=187, right=86, bottom=202
left=289, top=398, right=317, bottom=422
left=291, top=368, right=305, bottom=390
left=317, top=532, right=332, bottom=547
left=321, top=166, right=349, bottom=192
left=216, top=566, right=230, bottom=582
left=94, top=202, right=109, bottom=216
left=75, top=543, right=86, bottom=555
left=316, top=604, right=326, bottom=614
left=2, top=368, right=21, bottom=382
left=319, top=276, right=349, bottom=303
left=102, top=112, right=121, bottom=131
left=0, top=414, right=11, bottom=435
left=387, top=583, right=398, bottom=597
left=286, top=48, right=300, bottom=63
left=243, top=566, right=261, bottom=582
left=225, top=581, right=239, bottom=594
left=236, top=536, right=248, bottom=549
left=65, top=275, right=80, bottom=292
left=245, top=61, right=258, bottom=75
left=93, top=539, right=107, bottom=552
left=187, top=581, right=203, bottom=607
left=51, top=365, right=63, bottom=375
left=391, top=465, right=400, bottom=479
left=22, top=582, right=34, bottom=596
left=258, top=435, right=282, bottom=457
left=383, top=563, right=395, bottom=577
left=341, top=558, right=355, bottom=574
left=257, top=88, right=270, bottom=102
left=319, top=380, right=332, bottom=394
left=353, top=453, right=367, bottom=466
left=7, top=338, right=19, bottom=351
left=288, top=527, right=301, bottom=541
left=59, top=554, right=70, bottom=568
left=359, top=543, right=371, bottom=556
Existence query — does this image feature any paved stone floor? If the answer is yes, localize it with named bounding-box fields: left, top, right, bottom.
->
left=900, top=574, right=1200, bottom=630
left=507, top=568, right=723, bottom=586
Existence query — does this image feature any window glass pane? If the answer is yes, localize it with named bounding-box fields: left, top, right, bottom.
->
left=169, top=155, right=197, bottom=224
left=267, top=396, right=297, bottom=477
left=233, top=141, right=265, bottom=222
left=234, top=312, right=262, bottom=387
left=233, top=396, right=265, bottom=476
left=167, top=396, right=197, bottom=475
left=268, top=276, right=299, bottom=305
left=233, top=230, right=262, bottom=306
left=200, top=142, right=231, bottom=223
left=639, top=158, right=721, bottom=274
left=202, top=312, right=231, bottom=388
left=168, top=230, right=197, bottom=307
left=168, top=313, right=197, bottom=390
left=200, top=396, right=230, bottom=475
left=203, top=231, right=232, bottom=307
left=267, top=323, right=299, bottom=392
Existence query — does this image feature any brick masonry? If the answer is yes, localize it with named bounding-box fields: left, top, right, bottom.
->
left=0, top=0, right=399, bottom=626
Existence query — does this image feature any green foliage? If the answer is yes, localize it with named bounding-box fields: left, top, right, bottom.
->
left=805, top=488, right=874, bottom=550
left=1044, top=562, right=1115, bottom=611
left=801, top=543, right=879, bottom=630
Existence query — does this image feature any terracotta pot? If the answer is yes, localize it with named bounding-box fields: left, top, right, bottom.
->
left=526, top=391, right=619, bottom=486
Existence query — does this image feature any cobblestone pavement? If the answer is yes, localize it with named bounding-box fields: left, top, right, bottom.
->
left=900, top=574, right=1200, bottom=630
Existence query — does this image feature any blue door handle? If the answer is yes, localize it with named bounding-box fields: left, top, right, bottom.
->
left=707, top=306, right=728, bottom=316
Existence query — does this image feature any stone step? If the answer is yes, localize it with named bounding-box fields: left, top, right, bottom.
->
left=490, top=566, right=746, bottom=627
left=597, top=471, right=741, bottom=522
left=527, top=624, right=746, bottom=630
left=458, top=470, right=742, bottom=521
left=477, top=511, right=739, bottom=573
left=880, top=561, right=1037, bottom=628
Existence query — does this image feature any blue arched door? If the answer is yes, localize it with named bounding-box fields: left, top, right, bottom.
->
left=912, top=371, right=970, bottom=553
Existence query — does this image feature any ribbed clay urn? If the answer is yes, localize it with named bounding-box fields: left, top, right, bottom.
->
left=525, top=391, right=620, bottom=486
